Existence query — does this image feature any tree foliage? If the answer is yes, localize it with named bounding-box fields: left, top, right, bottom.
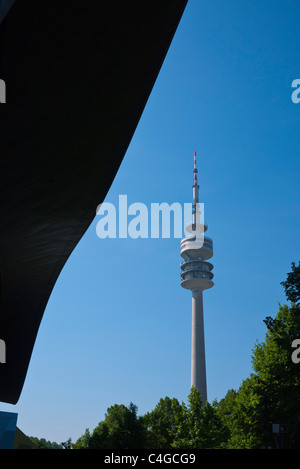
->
left=29, top=436, right=63, bottom=449
left=170, top=388, right=227, bottom=449
left=142, top=396, right=183, bottom=448
left=280, top=261, right=300, bottom=306
left=72, top=390, right=227, bottom=449
left=30, top=262, right=300, bottom=449
left=219, top=261, right=300, bottom=448
left=72, top=402, right=146, bottom=449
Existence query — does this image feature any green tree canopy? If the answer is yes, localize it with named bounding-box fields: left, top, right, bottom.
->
left=280, top=261, right=300, bottom=306
left=216, top=305, right=300, bottom=448
left=171, top=387, right=227, bottom=449
left=73, top=402, right=146, bottom=449
left=216, top=262, right=300, bottom=448
left=142, top=396, right=183, bottom=448
left=29, top=436, right=63, bottom=449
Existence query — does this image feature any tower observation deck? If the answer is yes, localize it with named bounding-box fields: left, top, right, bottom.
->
left=180, top=152, right=214, bottom=403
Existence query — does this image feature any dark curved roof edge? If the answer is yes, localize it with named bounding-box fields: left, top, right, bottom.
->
left=0, top=0, right=188, bottom=404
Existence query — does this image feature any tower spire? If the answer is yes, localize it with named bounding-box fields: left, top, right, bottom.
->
left=193, top=151, right=198, bottom=188
left=192, top=151, right=199, bottom=229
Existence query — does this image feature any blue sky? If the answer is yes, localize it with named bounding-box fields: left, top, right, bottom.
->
left=1, top=0, right=300, bottom=443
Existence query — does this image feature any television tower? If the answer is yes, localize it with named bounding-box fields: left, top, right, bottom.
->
left=180, top=152, right=214, bottom=403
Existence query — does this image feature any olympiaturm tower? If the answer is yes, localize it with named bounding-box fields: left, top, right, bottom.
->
left=180, top=152, right=214, bottom=403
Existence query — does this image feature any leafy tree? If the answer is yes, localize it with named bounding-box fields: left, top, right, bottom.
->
left=280, top=261, right=300, bottom=306
left=29, top=436, right=63, bottom=449
left=217, top=282, right=300, bottom=446
left=171, top=387, right=227, bottom=449
left=142, top=396, right=183, bottom=448
left=219, top=374, right=272, bottom=448
left=251, top=303, right=300, bottom=448
left=73, top=402, right=146, bottom=449
left=70, top=430, right=90, bottom=449
left=215, top=388, right=237, bottom=445
left=214, top=263, right=300, bottom=448
left=61, top=437, right=73, bottom=449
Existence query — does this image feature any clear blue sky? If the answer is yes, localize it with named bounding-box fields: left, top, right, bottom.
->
left=1, top=0, right=300, bottom=443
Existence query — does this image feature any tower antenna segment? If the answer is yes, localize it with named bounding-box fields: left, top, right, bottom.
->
left=193, top=151, right=198, bottom=188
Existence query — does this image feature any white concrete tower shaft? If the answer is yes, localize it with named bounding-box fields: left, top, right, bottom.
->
left=180, top=151, right=214, bottom=404
left=191, top=289, right=207, bottom=401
